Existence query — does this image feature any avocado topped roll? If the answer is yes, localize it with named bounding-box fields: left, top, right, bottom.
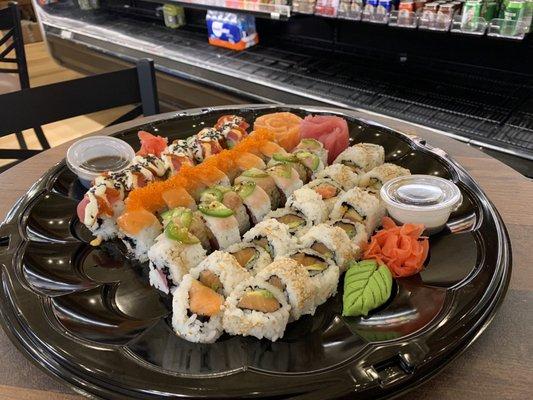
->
left=304, top=178, right=345, bottom=213
left=299, top=224, right=360, bottom=272
left=358, top=163, right=411, bottom=192
left=197, top=200, right=241, bottom=250
left=172, top=275, right=225, bottom=343
left=293, top=149, right=325, bottom=180
left=200, top=186, right=250, bottom=235
left=329, top=219, right=369, bottom=249
left=333, top=143, right=385, bottom=174
left=223, top=277, right=291, bottom=341
left=226, top=242, right=272, bottom=275
left=315, top=164, right=360, bottom=191
left=234, top=168, right=281, bottom=210
left=288, top=249, right=340, bottom=307
left=257, top=258, right=317, bottom=320
left=330, top=187, right=386, bottom=234
left=266, top=162, right=304, bottom=204
left=189, top=251, right=251, bottom=297
left=293, top=138, right=328, bottom=166
left=267, top=152, right=309, bottom=183
left=242, top=219, right=297, bottom=258
left=233, top=180, right=272, bottom=224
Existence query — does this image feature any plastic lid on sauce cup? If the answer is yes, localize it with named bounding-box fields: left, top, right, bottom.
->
left=66, top=136, right=135, bottom=188
left=380, top=174, right=462, bottom=233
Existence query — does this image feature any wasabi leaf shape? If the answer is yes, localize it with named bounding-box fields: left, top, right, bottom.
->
left=342, top=260, right=393, bottom=317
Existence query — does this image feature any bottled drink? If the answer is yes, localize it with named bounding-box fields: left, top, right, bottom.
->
left=461, top=0, right=482, bottom=30
left=502, top=0, right=525, bottom=35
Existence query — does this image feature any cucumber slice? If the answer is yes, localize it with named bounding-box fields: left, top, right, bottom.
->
left=199, top=201, right=234, bottom=218
left=200, top=188, right=223, bottom=203
left=234, top=181, right=256, bottom=199
left=242, top=168, right=269, bottom=178
left=165, top=221, right=200, bottom=244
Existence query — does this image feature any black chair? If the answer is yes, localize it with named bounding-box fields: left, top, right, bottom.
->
left=0, top=58, right=160, bottom=171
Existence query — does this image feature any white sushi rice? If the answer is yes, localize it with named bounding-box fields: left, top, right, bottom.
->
left=226, top=242, right=272, bottom=275
left=286, top=187, right=328, bottom=226
left=223, top=277, right=290, bottom=341
left=333, top=143, right=384, bottom=174
left=189, top=250, right=251, bottom=296
left=257, top=258, right=317, bottom=320
left=299, top=224, right=360, bottom=271
left=172, top=274, right=224, bottom=344
left=358, top=163, right=411, bottom=190
left=242, top=219, right=298, bottom=258
left=303, top=178, right=345, bottom=213
left=309, top=261, right=340, bottom=308
left=147, top=234, right=206, bottom=293
left=122, top=222, right=162, bottom=262
left=330, top=187, right=386, bottom=233
left=200, top=213, right=241, bottom=250
left=315, top=164, right=360, bottom=191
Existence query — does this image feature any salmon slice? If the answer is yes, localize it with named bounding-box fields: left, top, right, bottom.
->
left=260, top=141, right=287, bottom=158
left=198, top=270, right=222, bottom=292
left=310, top=242, right=333, bottom=258
left=314, top=183, right=338, bottom=199
left=267, top=276, right=285, bottom=291
left=117, top=209, right=161, bottom=235
left=235, top=152, right=266, bottom=171
left=237, top=289, right=280, bottom=313
left=231, top=247, right=257, bottom=268
left=254, top=112, right=302, bottom=151
left=162, top=187, right=196, bottom=210
left=291, top=253, right=327, bottom=269
left=188, top=280, right=223, bottom=317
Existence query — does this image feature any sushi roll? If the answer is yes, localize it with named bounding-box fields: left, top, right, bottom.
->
left=226, top=242, right=272, bottom=275
left=293, top=138, right=328, bottom=166
left=214, top=115, right=249, bottom=148
left=303, top=178, right=345, bottom=213
left=333, top=143, right=385, bottom=174
left=267, top=153, right=309, bottom=183
left=242, top=219, right=297, bottom=258
left=266, top=163, right=303, bottom=205
left=189, top=251, right=251, bottom=296
left=187, top=128, right=224, bottom=162
left=257, top=140, right=288, bottom=164
left=130, top=154, right=168, bottom=180
left=161, top=139, right=195, bottom=175
left=358, top=163, right=411, bottom=191
left=233, top=180, right=272, bottom=224
left=223, top=277, right=291, bottom=341
left=299, top=224, right=360, bottom=271
left=266, top=208, right=308, bottom=236
left=257, top=258, right=317, bottom=320
left=285, top=187, right=328, bottom=227
left=330, top=187, right=386, bottom=233
left=329, top=219, right=369, bottom=249
left=292, top=150, right=325, bottom=180
left=235, top=152, right=267, bottom=175
left=172, top=275, right=224, bottom=343
left=315, top=164, right=359, bottom=191
left=117, top=209, right=162, bottom=262
left=147, top=231, right=206, bottom=294
left=200, top=187, right=250, bottom=235
left=288, top=249, right=340, bottom=307
left=197, top=200, right=241, bottom=250
left=234, top=168, right=281, bottom=209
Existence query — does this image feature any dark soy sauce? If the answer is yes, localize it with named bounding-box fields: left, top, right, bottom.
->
left=80, top=156, right=129, bottom=172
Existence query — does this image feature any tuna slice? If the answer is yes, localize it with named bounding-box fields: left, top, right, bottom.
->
left=300, top=115, right=349, bottom=163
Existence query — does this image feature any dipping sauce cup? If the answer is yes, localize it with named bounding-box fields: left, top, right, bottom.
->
left=380, top=174, right=462, bottom=234
left=66, top=136, right=135, bottom=188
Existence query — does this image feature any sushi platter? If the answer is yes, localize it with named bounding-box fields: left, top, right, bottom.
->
left=0, top=105, right=511, bottom=399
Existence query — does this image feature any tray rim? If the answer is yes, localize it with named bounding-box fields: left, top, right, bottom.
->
left=0, top=104, right=512, bottom=400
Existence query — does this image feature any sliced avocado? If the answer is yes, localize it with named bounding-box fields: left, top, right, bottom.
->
left=334, top=221, right=356, bottom=239
left=200, top=188, right=223, bottom=203
left=199, top=201, right=234, bottom=218
left=342, top=206, right=364, bottom=223
left=233, top=181, right=256, bottom=199
left=269, top=164, right=293, bottom=179
left=276, top=214, right=305, bottom=230
left=296, top=151, right=320, bottom=171
left=300, top=138, right=322, bottom=150
left=311, top=242, right=334, bottom=259
left=214, top=185, right=232, bottom=194
left=305, top=263, right=328, bottom=271
left=165, top=221, right=200, bottom=244
left=242, top=168, right=269, bottom=178
left=273, top=152, right=298, bottom=163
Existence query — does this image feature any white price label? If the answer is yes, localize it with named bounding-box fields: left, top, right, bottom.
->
left=60, top=30, right=73, bottom=40
left=270, top=12, right=281, bottom=20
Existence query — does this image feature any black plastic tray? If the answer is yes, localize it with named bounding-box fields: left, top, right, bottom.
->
left=0, top=105, right=511, bottom=399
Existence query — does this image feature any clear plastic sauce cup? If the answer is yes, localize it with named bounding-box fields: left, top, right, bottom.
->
left=380, top=174, right=462, bottom=234
left=66, top=136, right=135, bottom=188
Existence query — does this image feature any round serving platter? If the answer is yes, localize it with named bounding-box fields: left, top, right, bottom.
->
left=0, top=105, right=511, bottom=399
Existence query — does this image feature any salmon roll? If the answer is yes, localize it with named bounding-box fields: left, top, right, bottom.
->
left=117, top=209, right=162, bottom=262
left=294, top=138, right=328, bottom=166
left=189, top=251, right=251, bottom=296
left=330, top=187, right=386, bottom=233
left=286, top=187, right=328, bottom=227
left=266, top=208, right=308, bottom=236
left=197, top=200, right=241, bottom=250
left=234, top=168, right=281, bottom=209
left=289, top=249, right=340, bottom=307
left=333, top=143, right=384, bottom=174
left=267, top=153, right=309, bottom=183
left=233, top=180, right=271, bottom=224
left=299, top=224, right=360, bottom=271
left=315, top=164, right=359, bottom=191
left=257, top=258, right=317, bottom=320
left=293, top=150, right=325, bottom=180
left=226, top=242, right=272, bottom=275
left=258, top=140, right=288, bottom=163
left=266, top=163, right=303, bottom=205
left=329, top=219, right=369, bottom=249
left=200, top=187, right=250, bottom=235
left=242, top=219, right=297, bottom=258
left=223, top=277, right=291, bottom=341
left=303, top=178, right=345, bottom=213
left=235, top=152, right=267, bottom=174
left=358, top=163, right=411, bottom=191
left=172, top=275, right=224, bottom=343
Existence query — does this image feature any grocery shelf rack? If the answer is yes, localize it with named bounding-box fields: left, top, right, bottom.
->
left=35, top=1, right=533, bottom=165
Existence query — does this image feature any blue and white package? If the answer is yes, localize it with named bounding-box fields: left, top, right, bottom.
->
left=206, top=11, right=259, bottom=50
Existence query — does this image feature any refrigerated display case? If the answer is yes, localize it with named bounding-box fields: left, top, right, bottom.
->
left=33, top=0, right=533, bottom=169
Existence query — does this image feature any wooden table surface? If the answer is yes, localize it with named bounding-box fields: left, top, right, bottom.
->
left=0, top=109, right=531, bottom=400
